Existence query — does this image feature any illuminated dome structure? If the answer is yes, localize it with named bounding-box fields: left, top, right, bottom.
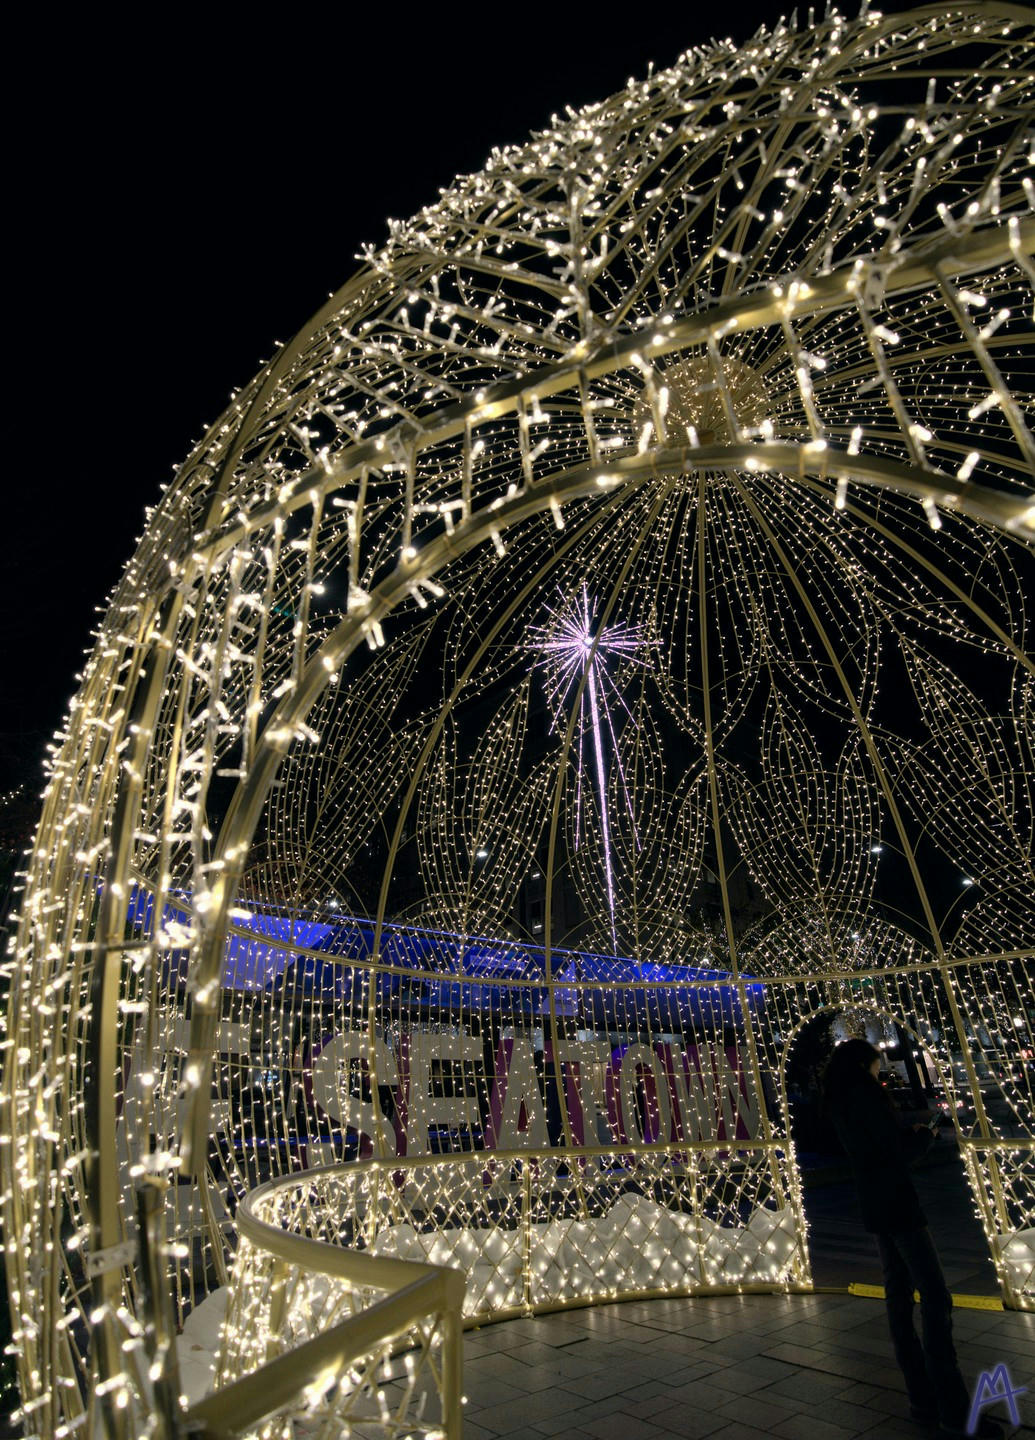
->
left=4, top=6, right=1034, bottom=1436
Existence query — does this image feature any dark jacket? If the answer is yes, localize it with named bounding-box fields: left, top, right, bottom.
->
left=828, top=1075, right=934, bottom=1233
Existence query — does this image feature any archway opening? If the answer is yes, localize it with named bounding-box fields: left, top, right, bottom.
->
left=783, top=1004, right=1000, bottom=1297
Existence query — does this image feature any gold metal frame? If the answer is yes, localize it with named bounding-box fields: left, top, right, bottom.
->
left=3, top=6, right=1034, bottom=1436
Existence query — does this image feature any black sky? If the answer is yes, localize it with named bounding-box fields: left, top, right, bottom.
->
left=7, top=2, right=922, bottom=798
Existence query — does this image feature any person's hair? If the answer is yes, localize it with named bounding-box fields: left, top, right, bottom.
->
left=822, top=1037, right=881, bottom=1111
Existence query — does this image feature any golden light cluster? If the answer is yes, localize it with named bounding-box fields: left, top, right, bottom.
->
left=2, top=5, right=1033, bottom=1437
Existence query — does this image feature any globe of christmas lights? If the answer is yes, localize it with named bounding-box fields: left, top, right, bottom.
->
left=3, top=6, right=1034, bottom=1436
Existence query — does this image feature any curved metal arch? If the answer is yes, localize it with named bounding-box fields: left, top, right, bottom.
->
left=179, top=5, right=1032, bottom=503
left=175, top=214, right=1035, bottom=587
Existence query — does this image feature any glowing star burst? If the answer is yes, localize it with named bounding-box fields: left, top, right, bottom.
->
left=530, top=586, right=657, bottom=952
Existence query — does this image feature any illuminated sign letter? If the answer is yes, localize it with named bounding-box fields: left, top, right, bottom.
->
left=555, top=1039, right=615, bottom=1146
left=402, top=1030, right=484, bottom=1156
left=663, top=1043, right=714, bottom=1143
left=485, top=1036, right=548, bottom=1150
left=714, top=1046, right=761, bottom=1140
left=617, top=1043, right=673, bottom=1144
left=310, top=1030, right=399, bottom=1157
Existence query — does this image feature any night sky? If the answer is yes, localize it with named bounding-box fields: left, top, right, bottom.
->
left=5, top=2, right=921, bottom=802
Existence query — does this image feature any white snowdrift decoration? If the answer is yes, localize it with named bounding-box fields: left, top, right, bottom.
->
left=369, top=1193, right=798, bottom=1311
left=176, top=1288, right=227, bottom=1404
left=699, top=1204, right=799, bottom=1287
left=996, top=1229, right=1035, bottom=1299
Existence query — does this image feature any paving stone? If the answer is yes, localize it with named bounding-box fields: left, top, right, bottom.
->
left=531, top=1432, right=599, bottom=1440
left=709, top=1354, right=790, bottom=1388
left=714, top=1391, right=800, bottom=1428
left=609, top=1380, right=675, bottom=1405
left=496, top=1318, right=547, bottom=1338
left=769, top=1413, right=868, bottom=1440
left=706, top=1424, right=774, bottom=1440
left=764, top=1369, right=852, bottom=1404
left=866, top=1426, right=929, bottom=1440
left=462, top=1377, right=528, bottom=1410
left=626, top=1389, right=697, bottom=1419
left=456, top=1421, right=499, bottom=1440
left=577, top=1412, right=670, bottom=1440
left=846, top=1385, right=914, bottom=1420
left=831, top=1380, right=880, bottom=1401
left=762, top=1341, right=838, bottom=1368
left=816, top=1330, right=897, bottom=1358
left=657, top=1359, right=728, bottom=1386
left=765, top=1343, right=895, bottom=1385
left=777, top=1322, right=839, bottom=1347
left=464, top=1354, right=564, bottom=1393
left=967, top=1330, right=1035, bottom=1362
left=557, top=1395, right=635, bottom=1426
left=697, top=1330, right=772, bottom=1360
left=541, top=1351, right=606, bottom=1380
left=655, top=1377, right=739, bottom=1411
left=637, top=1404, right=731, bottom=1437
left=497, top=1428, right=572, bottom=1440
left=631, top=1331, right=711, bottom=1358
left=480, top=1387, right=585, bottom=1429
left=812, top=1397, right=892, bottom=1432
left=460, top=1410, right=513, bottom=1437
left=532, top=1410, right=608, bottom=1436
left=623, top=1351, right=695, bottom=1381
left=649, top=1433, right=723, bottom=1440
left=562, top=1369, right=657, bottom=1401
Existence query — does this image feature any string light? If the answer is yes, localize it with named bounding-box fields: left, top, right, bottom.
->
left=2, top=6, right=1034, bottom=1436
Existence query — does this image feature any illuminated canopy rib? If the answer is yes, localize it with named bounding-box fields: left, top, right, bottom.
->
left=3, top=6, right=1034, bottom=1436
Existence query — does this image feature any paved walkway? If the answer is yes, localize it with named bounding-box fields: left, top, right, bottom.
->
left=457, top=1292, right=1034, bottom=1440
left=802, top=1148, right=1001, bottom=1298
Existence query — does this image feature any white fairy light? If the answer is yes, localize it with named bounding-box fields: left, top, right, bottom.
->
left=4, top=8, right=1035, bottom=1436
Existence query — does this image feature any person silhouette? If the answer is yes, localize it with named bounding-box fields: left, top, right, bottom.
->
left=822, top=1038, right=1001, bottom=1439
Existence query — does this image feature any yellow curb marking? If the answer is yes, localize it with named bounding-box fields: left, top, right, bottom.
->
left=847, top=1283, right=1002, bottom=1311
